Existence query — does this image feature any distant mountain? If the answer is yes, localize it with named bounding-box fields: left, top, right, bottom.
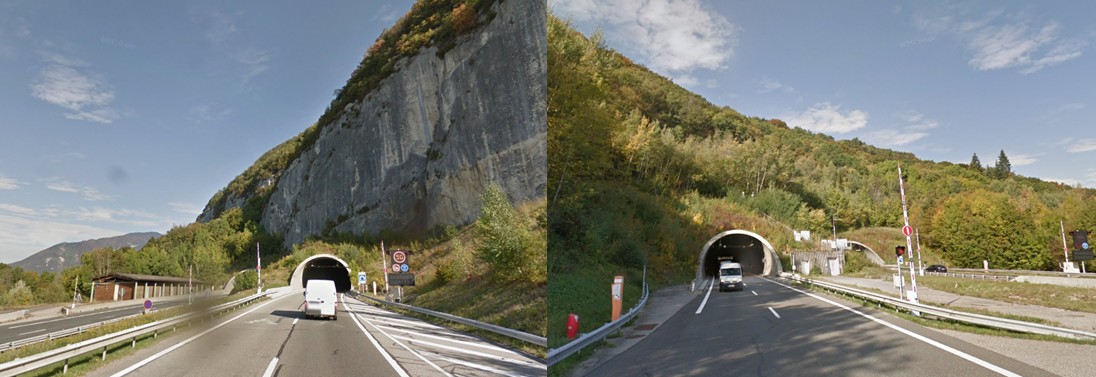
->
left=10, top=232, right=162, bottom=273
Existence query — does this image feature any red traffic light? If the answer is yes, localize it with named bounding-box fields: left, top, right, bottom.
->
left=895, top=246, right=906, bottom=257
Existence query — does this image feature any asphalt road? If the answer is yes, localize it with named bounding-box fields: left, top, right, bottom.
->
left=86, top=289, right=545, bottom=376
left=584, top=276, right=1057, bottom=377
left=0, top=300, right=187, bottom=346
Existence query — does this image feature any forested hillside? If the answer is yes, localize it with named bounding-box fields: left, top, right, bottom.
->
left=547, top=13, right=1096, bottom=347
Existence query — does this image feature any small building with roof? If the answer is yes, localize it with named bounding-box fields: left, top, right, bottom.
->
left=91, top=273, right=206, bottom=302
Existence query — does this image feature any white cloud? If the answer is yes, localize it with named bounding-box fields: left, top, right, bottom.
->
left=189, top=103, right=233, bottom=123
left=784, top=102, right=869, bottom=134
left=1009, top=153, right=1038, bottom=166
left=70, top=207, right=167, bottom=228
left=169, top=202, right=203, bottom=216
left=195, top=9, right=271, bottom=84
left=0, top=204, right=36, bottom=216
left=758, top=77, right=795, bottom=94
left=0, top=176, right=23, bottom=190
left=1058, top=102, right=1084, bottom=112
left=31, top=61, right=119, bottom=124
left=1065, top=138, right=1096, bottom=153
left=551, top=0, right=736, bottom=85
left=200, top=9, right=237, bottom=45
left=45, top=179, right=113, bottom=201
left=913, top=10, right=1086, bottom=74
left=46, top=180, right=79, bottom=193
left=864, top=129, right=929, bottom=146
left=899, top=111, right=940, bottom=131
left=0, top=213, right=121, bottom=263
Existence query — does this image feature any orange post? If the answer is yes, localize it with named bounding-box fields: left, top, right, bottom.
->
left=611, top=276, right=624, bottom=321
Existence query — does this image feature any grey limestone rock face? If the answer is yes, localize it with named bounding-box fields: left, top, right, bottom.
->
left=258, top=0, right=546, bottom=247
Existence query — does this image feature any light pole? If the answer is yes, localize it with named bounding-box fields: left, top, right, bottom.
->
left=831, top=214, right=838, bottom=251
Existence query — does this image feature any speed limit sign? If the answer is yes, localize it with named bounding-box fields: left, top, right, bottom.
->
left=392, top=250, right=407, bottom=264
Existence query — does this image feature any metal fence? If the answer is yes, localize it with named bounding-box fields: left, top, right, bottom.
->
left=348, top=291, right=546, bottom=347
left=0, top=291, right=271, bottom=376
left=788, top=275, right=1096, bottom=340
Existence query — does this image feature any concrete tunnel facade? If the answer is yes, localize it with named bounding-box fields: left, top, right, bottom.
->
left=290, top=254, right=353, bottom=293
left=696, top=230, right=783, bottom=286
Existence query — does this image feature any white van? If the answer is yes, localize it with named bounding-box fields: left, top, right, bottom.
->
left=303, top=279, right=338, bottom=320
left=718, top=261, right=744, bottom=292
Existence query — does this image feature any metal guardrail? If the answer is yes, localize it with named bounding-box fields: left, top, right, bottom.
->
left=0, top=291, right=271, bottom=376
left=788, top=275, right=1096, bottom=340
left=924, top=271, right=1014, bottom=281
left=348, top=291, right=545, bottom=347
left=0, top=310, right=151, bottom=353
left=546, top=281, right=649, bottom=366
left=950, top=267, right=1096, bottom=278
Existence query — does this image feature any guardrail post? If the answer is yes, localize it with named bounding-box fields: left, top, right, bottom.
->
left=101, top=346, right=107, bottom=361
left=63, top=358, right=69, bottom=374
left=132, top=337, right=136, bottom=348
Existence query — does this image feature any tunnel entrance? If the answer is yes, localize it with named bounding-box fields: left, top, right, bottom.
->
left=290, top=254, right=352, bottom=293
left=696, top=230, right=782, bottom=288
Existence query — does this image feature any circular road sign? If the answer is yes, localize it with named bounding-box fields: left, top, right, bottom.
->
left=358, top=272, right=366, bottom=283
left=902, top=225, right=913, bottom=237
left=392, top=250, right=407, bottom=264
left=401, top=264, right=409, bottom=272
left=143, top=300, right=153, bottom=310
left=392, top=263, right=400, bottom=272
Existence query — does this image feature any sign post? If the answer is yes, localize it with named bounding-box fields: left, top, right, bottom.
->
left=611, top=276, right=624, bottom=321
left=897, top=163, right=919, bottom=305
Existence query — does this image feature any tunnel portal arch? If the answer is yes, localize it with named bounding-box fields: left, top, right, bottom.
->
left=697, top=230, right=783, bottom=286
left=290, top=254, right=353, bottom=293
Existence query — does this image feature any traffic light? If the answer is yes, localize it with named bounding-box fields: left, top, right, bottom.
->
left=895, top=245, right=906, bottom=257
left=1072, top=230, right=1091, bottom=251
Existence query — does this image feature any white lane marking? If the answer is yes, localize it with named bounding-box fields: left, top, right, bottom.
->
left=261, top=357, right=278, bottom=377
left=422, top=351, right=532, bottom=376
left=345, top=297, right=412, bottom=377
left=17, top=328, right=48, bottom=336
left=344, top=302, right=482, bottom=342
left=768, top=307, right=781, bottom=319
left=111, top=294, right=289, bottom=377
left=695, top=279, right=715, bottom=314
left=764, top=277, right=1022, bottom=377
left=374, top=324, right=511, bottom=353
left=751, top=291, right=758, bottom=296
left=345, top=297, right=451, bottom=376
left=389, top=334, right=542, bottom=368
left=7, top=306, right=134, bottom=329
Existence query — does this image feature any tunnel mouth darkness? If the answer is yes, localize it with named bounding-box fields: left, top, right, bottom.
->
left=290, top=254, right=352, bottom=293
left=697, top=230, right=780, bottom=285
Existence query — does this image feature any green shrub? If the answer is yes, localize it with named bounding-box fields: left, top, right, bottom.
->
left=233, top=270, right=257, bottom=294
left=475, top=185, right=546, bottom=285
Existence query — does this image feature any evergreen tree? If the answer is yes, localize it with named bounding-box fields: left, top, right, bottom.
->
left=969, top=153, right=983, bottom=172
left=994, top=149, right=1011, bottom=178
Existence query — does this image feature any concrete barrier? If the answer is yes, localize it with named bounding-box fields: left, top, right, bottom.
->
left=1013, top=275, right=1096, bottom=288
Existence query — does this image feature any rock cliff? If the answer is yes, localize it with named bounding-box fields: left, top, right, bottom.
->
left=199, top=0, right=546, bottom=248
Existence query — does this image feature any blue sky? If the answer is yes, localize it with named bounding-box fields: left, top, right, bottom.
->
left=0, top=1, right=414, bottom=262
left=551, top=0, right=1096, bottom=185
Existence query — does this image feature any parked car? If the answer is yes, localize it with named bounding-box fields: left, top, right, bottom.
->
left=925, top=265, right=948, bottom=273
